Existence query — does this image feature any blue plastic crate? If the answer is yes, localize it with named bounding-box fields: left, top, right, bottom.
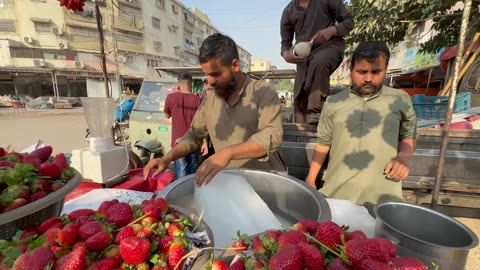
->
left=411, top=92, right=471, bottom=119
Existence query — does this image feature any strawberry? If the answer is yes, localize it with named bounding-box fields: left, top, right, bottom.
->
left=75, top=215, right=95, bottom=227
left=325, top=258, right=353, bottom=270
left=298, top=242, right=324, bottom=270
left=141, top=217, right=158, bottom=227
left=211, top=260, right=228, bottom=270
left=54, top=246, right=87, bottom=270
left=167, top=223, right=184, bottom=236
left=27, top=190, right=48, bottom=202
left=104, top=245, right=122, bottom=267
left=153, top=197, right=169, bottom=215
left=19, top=244, right=30, bottom=253
left=114, top=225, right=137, bottom=244
left=269, top=244, right=303, bottom=270
left=51, top=246, right=69, bottom=257
left=232, top=239, right=249, bottom=253
left=391, top=257, right=428, bottom=270
left=252, top=235, right=266, bottom=255
left=7, top=151, right=23, bottom=162
left=79, top=221, right=107, bottom=240
left=38, top=217, right=63, bottom=234
left=30, top=178, right=50, bottom=193
left=87, top=257, right=118, bottom=270
left=345, top=238, right=394, bottom=266
left=44, top=228, right=62, bottom=246
left=52, top=153, right=69, bottom=170
left=347, top=230, right=368, bottom=242
left=73, top=241, right=87, bottom=250
left=228, top=259, right=246, bottom=270
left=168, top=241, right=186, bottom=269
left=30, top=146, right=52, bottom=162
left=293, top=222, right=307, bottom=232
left=98, top=200, right=119, bottom=218
left=37, top=162, right=61, bottom=179
left=136, top=263, right=150, bottom=270
left=248, top=259, right=268, bottom=270
left=137, top=227, right=154, bottom=239
left=86, top=231, right=113, bottom=252
left=299, top=219, right=321, bottom=234
left=106, top=202, right=133, bottom=228
left=12, top=246, right=55, bottom=270
left=22, top=155, right=42, bottom=168
left=0, top=147, right=5, bottom=157
left=158, top=236, right=175, bottom=252
left=68, top=208, right=96, bottom=221
left=3, top=184, right=30, bottom=200
left=143, top=204, right=162, bottom=220
left=278, top=230, right=307, bottom=247
left=358, top=259, right=395, bottom=270
left=120, top=236, right=151, bottom=265
left=314, top=221, right=346, bottom=250
left=0, top=161, right=16, bottom=168
left=164, top=212, right=179, bottom=222
left=58, top=223, right=80, bottom=246
left=50, top=181, right=64, bottom=192
left=3, top=198, right=27, bottom=212
left=265, top=230, right=282, bottom=241
left=377, top=238, right=396, bottom=258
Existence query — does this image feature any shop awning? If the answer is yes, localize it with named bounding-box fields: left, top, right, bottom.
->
left=439, top=39, right=480, bottom=71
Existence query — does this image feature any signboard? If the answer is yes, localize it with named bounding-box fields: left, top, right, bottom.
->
left=402, top=47, right=445, bottom=73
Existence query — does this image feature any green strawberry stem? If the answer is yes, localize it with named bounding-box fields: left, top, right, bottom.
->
left=114, top=213, right=150, bottom=232
left=282, top=226, right=352, bottom=265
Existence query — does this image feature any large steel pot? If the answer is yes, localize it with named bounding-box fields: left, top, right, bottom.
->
left=374, top=202, right=478, bottom=270
left=158, top=169, right=331, bottom=226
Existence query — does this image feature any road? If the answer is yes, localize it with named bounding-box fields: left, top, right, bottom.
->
left=0, top=107, right=88, bottom=154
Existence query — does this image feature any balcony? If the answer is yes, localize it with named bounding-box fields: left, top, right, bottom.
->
left=118, top=0, right=141, bottom=9
left=64, top=8, right=98, bottom=26
left=114, top=15, right=144, bottom=33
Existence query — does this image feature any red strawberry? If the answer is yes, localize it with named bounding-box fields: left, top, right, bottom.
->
left=79, top=221, right=107, bottom=240
left=0, top=147, right=5, bottom=157
left=293, top=222, right=306, bottom=232
left=120, top=236, right=151, bottom=265
left=19, top=244, right=29, bottom=253
left=7, top=151, right=23, bottom=162
left=72, top=241, right=86, bottom=250
left=52, top=153, right=69, bottom=170
left=164, top=212, right=179, bottom=222
left=114, top=225, right=137, bottom=244
left=345, top=238, right=394, bottom=266
left=3, top=198, right=27, bottom=212
left=168, top=241, right=187, bottom=270
left=141, top=217, right=158, bottom=227
left=298, top=242, right=324, bottom=270
left=314, top=221, right=346, bottom=250
left=0, top=161, right=16, bottom=168
left=252, top=235, right=266, bottom=255
left=326, top=258, right=353, bottom=270
left=232, top=239, right=249, bottom=253
left=167, top=223, right=184, bottom=236
left=377, top=238, right=396, bottom=258
left=143, top=204, right=162, bottom=220
left=30, top=146, right=52, bottom=162
left=27, top=191, right=48, bottom=202
left=44, top=228, right=62, bottom=246
left=87, top=256, right=118, bottom=270
left=50, top=181, right=64, bottom=192
left=12, top=246, right=55, bottom=270
left=106, top=202, right=133, bottom=228
left=37, top=162, right=61, bottom=179
left=30, top=178, right=50, bottom=193
left=299, top=219, right=321, bottom=234
left=391, top=257, right=428, bottom=270
left=153, top=197, right=169, bottom=215
left=58, top=223, right=80, bottom=246
left=278, top=230, right=307, bottom=247
left=211, top=260, right=228, bottom=270
left=86, top=231, right=113, bottom=252
left=75, top=215, right=95, bottom=227
left=98, top=200, right=118, bottom=217
left=54, top=246, right=87, bottom=270
left=104, top=245, right=122, bottom=267
left=265, top=230, right=282, bottom=241
left=22, top=155, right=42, bottom=167
left=228, top=259, right=246, bottom=270
left=38, top=217, right=63, bottom=234
left=269, top=244, right=303, bottom=270
left=359, top=259, right=395, bottom=270
left=158, top=236, right=175, bottom=252
left=137, top=227, right=154, bottom=239
left=347, top=230, right=368, bottom=242
left=51, top=246, right=69, bottom=257
left=68, top=208, right=96, bottom=221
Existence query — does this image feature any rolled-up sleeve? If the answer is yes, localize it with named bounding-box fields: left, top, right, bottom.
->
left=399, top=95, right=418, bottom=139
left=329, top=0, right=354, bottom=36
left=317, top=100, right=334, bottom=146
left=247, top=85, right=283, bottom=161
left=280, top=6, right=294, bottom=55
left=177, top=100, right=209, bottom=153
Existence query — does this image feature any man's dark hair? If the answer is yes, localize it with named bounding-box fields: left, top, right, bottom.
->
left=177, top=72, right=193, bottom=84
left=198, top=33, right=239, bottom=66
left=350, top=41, right=390, bottom=69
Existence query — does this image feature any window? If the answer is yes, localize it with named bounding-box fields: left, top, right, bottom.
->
left=146, top=58, right=159, bottom=68
left=155, top=0, right=165, bottom=10
left=71, top=26, right=98, bottom=38
left=0, top=19, right=15, bottom=32
left=172, top=4, right=179, bottom=14
left=154, top=41, right=162, bottom=52
left=34, top=22, right=51, bottom=33
left=152, top=17, right=160, bottom=29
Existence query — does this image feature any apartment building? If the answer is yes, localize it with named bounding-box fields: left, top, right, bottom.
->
left=250, top=59, right=274, bottom=72
left=0, top=0, right=252, bottom=99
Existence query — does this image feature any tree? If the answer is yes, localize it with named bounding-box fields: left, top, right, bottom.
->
left=277, top=79, right=294, bottom=92
left=346, top=0, right=480, bottom=54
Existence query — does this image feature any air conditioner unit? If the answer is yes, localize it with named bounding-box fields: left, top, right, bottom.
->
left=59, top=42, right=68, bottom=50
left=52, top=28, right=64, bottom=36
left=24, top=37, right=34, bottom=44
left=75, top=61, right=84, bottom=68
left=33, top=59, right=46, bottom=67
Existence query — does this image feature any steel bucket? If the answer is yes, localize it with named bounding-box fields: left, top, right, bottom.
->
left=374, top=202, right=478, bottom=269
left=157, top=169, right=331, bottom=227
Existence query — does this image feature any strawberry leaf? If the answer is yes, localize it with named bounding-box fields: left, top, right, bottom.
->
left=150, top=240, right=159, bottom=253
left=26, top=234, right=45, bottom=252
left=2, top=247, right=22, bottom=261
left=149, top=254, right=160, bottom=264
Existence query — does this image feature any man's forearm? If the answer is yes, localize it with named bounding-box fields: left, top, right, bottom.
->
left=307, top=144, right=331, bottom=181
left=163, top=143, right=191, bottom=164
left=221, top=141, right=267, bottom=161
left=397, top=138, right=416, bottom=163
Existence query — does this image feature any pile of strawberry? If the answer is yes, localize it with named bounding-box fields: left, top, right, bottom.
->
left=0, top=146, right=76, bottom=213
left=213, top=220, right=429, bottom=270
left=0, top=197, right=203, bottom=270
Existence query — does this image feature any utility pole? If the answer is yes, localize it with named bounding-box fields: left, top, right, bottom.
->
left=95, top=1, right=110, bottom=98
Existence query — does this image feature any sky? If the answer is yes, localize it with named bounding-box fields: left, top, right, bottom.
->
left=180, top=0, right=296, bottom=69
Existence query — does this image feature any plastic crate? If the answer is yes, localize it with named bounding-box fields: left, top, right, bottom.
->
left=411, top=92, right=471, bottom=119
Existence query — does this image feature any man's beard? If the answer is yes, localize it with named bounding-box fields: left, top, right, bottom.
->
left=352, top=82, right=381, bottom=96
left=214, top=74, right=237, bottom=98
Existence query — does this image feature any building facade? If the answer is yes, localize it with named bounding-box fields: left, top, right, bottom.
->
left=0, top=0, right=252, bottom=99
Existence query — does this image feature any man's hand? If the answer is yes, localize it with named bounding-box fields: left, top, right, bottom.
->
left=195, top=149, right=232, bottom=186
left=143, top=158, right=169, bottom=180
left=306, top=177, right=317, bottom=189
left=282, top=49, right=307, bottom=64
left=311, top=27, right=337, bottom=45
left=384, top=159, right=410, bottom=181
left=200, top=142, right=209, bottom=156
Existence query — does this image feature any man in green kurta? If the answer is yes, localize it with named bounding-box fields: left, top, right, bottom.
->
left=143, top=33, right=287, bottom=186
left=306, top=41, right=417, bottom=206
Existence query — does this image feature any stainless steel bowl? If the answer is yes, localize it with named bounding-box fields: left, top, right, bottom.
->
left=374, top=202, right=478, bottom=270
left=158, top=169, right=331, bottom=226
